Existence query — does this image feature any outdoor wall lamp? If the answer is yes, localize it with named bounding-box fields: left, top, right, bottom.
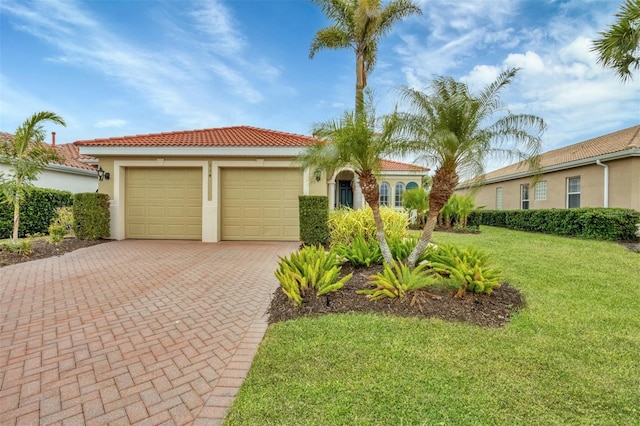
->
left=97, top=166, right=110, bottom=181
left=313, top=168, right=322, bottom=182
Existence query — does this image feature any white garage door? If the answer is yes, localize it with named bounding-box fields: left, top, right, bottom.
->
left=221, top=168, right=302, bottom=241
left=125, top=167, right=202, bottom=239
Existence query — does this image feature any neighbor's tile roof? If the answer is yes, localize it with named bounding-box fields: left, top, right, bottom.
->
left=53, top=143, right=97, bottom=171
left=380, top=159, right=429, bottom=172
left=0, top=132, right=96, bottom=171
left=483, top=125, right=640, bottom=181
left=74, top=126, right=317, bottom=147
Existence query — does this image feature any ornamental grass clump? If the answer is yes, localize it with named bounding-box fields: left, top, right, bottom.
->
left=428, top=244, right=502, bottom=298
left=358, top=260, right=436, bottom=300
left=334, top=235, right=383, bottom=267
left=328, top=207, right=408, bottom=245
left=275, top=245, right=353, bottom=307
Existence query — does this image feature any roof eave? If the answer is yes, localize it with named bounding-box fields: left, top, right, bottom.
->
left=45, top=163, right=98, bottom=176
left=77, top=146, right=308, bottom=157
left=459, top=148, right=640, bottom=188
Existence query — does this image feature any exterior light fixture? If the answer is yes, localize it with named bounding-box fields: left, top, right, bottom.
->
left=314, top=168, right=322, bottom=182
left=97, top=166, right=110, bottom=181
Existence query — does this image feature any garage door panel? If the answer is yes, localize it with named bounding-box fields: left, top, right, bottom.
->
left=126, top=168, right=202, bottom=240
left=221, top=168, right=301, bottom=241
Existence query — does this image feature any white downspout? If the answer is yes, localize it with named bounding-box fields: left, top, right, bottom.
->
left=596, top=159, right=609, bottom=208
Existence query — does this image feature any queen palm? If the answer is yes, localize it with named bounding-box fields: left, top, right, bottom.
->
left=297, top=93, right=403, bottom=264
left=591, top=0, right=640, bottom=82
left=310, top=0, right=421, bottom=113
left=398, top=68, right=546, bottom=267
left=0, top=111, right=65, bottom=242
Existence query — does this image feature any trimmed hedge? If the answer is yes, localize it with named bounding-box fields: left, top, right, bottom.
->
left=299, top=196, right=329, bottom=246
left=73, top=193, right=110, bottom=240
left=0, top=187, right=73, bottom=238
left=480, top=208, right=640, bottom=241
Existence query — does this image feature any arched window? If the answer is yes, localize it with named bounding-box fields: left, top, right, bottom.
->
left=379, top=182, right=390, bottom=206
left=406, top=181, right=419, bottom=190
left=394, top=182, right=405, bottom=208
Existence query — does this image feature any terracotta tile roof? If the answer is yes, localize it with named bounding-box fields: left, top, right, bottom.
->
left=0, top=132, right=96, bottom=172
left=380, top=159, right=429, bottom=172
left=52, top=143, right=97, bottom=171
left=483, top=125, right=640, bottom=181
left=74, top=126, right=317, bottom=147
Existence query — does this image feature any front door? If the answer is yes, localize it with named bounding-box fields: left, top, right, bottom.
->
left=338, top=180, right=354, bottom=208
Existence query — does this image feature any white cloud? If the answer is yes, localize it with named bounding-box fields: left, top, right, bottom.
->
left=504, top=51, right=545, bottom=74
left=94, top=119, right=127, bottom=128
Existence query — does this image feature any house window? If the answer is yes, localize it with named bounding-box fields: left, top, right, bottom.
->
left=406, top=181, right=419, bottom=190
left=520, top=184, right=530, bottom=210
left=496, top=187, right=503, bottom=210
left=379, top=182, right=390, bottom=206
left=567, top=177, right=581, bottom=208
left=394, top=182, right=405, bottom=208
left=534, top=181, right=547, bottom=201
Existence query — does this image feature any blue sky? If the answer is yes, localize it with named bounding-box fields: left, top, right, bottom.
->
left=1, top=0, right=638, bottom=165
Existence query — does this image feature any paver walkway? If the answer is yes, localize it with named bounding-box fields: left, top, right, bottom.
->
left=0, top=240, right=299, bottom=425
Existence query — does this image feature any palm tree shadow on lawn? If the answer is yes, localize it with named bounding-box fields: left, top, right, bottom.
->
left=268, top=263, right=525, bottom=328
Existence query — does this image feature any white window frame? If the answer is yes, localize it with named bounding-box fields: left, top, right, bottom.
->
left=496, top=187, right=503, bottom=210
left=394, top=182, right=405, bottom=208
left=520, top=184, right=530, bottom=210
left=567, top=177, right=581, bottom=208
left=379, top=182, right=390, bottom=207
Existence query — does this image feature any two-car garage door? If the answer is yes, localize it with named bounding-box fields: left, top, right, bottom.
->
left=125, top=167, right=301, bottom=241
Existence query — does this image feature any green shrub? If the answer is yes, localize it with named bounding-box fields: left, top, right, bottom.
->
left=73, top=193, right=110, bottom=240
left=387, top=237, right=436, bottom=263
left=334, top=235, right=383, bottom=267
left=402, top=188, right=429, bottom=228
left=47, top=225, right=66, bottom=244
left=51, top=206, right=74, bottom=235
left=480, top=208, right=640, bottom=241
left=0, top=187, right=73, bottom=239
left=358, top=260, right=435, bottom=300
left=428, top=244, right=502, bottom=297
left=274, top=246, right=353, bottom=307
left=1, top=238, right=33, bottom=256
left=328, top=207, right=408, bottom=245
left=299, top=196, right=329, bottom=246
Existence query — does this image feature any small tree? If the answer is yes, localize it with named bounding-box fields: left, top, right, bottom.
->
left=402, top=187, right=429, bottom=228
left=0, top=112, right=65, bottom=243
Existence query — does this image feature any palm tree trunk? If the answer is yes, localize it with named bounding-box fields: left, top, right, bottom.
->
left=355, top=53, right=366, bottom=115
left=358, top=170, right=393, bottom=264
left=407, top=167, right=459, bottom=267
left=12, top=200, right=20, bottom=243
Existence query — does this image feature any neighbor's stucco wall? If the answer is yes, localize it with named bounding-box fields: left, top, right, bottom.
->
left=458, top=157, right=639, bottom=211
left=0, top=164, right=97, bottom=194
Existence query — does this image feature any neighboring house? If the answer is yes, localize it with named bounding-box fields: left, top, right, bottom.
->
left=0, top=132, right=98, bottom=193
left=74, top=126, right=429, bottom=242
left=456, top=125, right=640, bottom=211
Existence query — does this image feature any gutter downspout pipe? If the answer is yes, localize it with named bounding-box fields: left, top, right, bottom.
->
left=596, top=159, right=609, bottom=208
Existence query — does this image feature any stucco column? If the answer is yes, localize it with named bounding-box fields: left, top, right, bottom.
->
left=353, top=175, right=363, bottom=209
left=328, top=181, right=336, bottom=211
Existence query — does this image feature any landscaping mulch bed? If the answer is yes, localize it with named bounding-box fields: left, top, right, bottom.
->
left=0, top=238, right=109, bottom=268
left=268, top=263, right=525, bottom=328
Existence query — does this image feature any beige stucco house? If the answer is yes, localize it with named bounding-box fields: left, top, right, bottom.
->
left=456, top=125, right=640, bottom=212
left=75, top=126, right=428, bottom=242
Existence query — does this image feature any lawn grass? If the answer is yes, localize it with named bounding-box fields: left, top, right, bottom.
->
left=224, top=227, right=640, bottom=425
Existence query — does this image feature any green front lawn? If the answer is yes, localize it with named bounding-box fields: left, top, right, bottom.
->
left=225, top=227, right=640, bottom=425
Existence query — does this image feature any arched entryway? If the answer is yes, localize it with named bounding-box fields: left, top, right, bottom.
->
left=328, top=169, right=363, bottom=210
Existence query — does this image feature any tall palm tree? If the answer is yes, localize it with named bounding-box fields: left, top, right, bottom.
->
left=398, top=68, right=546, bottom=267
left=310, top=0, right=422, bottom=113
left=0, top=111, right=65, bottom=242
left=591, top=0, right=640, bottom=83
left=297, top=93, right=403, bottom=264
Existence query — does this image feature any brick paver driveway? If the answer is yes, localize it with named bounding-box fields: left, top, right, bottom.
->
left=0, top=240, right=299, bottom=425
